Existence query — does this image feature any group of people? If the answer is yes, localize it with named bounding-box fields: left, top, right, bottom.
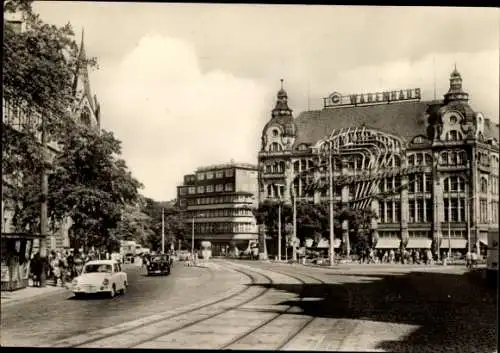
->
left=356, top=248, right=481, bottom=266
left=29, top=249, right=88, bottom=287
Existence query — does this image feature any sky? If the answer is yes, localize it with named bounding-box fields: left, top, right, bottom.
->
left=32, top=2, right=499, bottom=201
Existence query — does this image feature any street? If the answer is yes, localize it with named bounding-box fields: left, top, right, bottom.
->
left=1, top=260, right=496, bottom=352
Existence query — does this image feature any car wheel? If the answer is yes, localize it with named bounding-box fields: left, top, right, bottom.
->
left=121, top=282, right=127, bottom=295
left=109, top=284, right=116, bottom=298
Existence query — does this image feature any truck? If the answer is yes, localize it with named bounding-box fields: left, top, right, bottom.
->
left=486, top=229, right=498, bottom=286
left=120, top=240, right=137, bottom=264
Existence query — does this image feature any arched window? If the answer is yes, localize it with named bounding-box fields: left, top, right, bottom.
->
left=269, top=142, right=282, bottom=152
left=480, top=177, right=488, bottom=194
left=80, top=106, right=91, bottom=126
left=424, top=154, right=433, bottom=166
left=457, top=151, right=466, bottom=165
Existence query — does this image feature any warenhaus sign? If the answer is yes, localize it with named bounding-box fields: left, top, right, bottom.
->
left=323, top=88, right=421, bottom=108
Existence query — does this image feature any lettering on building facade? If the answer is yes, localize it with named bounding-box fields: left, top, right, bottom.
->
left=324, top=88, right=421, bottom=108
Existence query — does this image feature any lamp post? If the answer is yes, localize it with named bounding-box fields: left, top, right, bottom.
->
left=292, top=186, right=297, bottom=261
left=161, top=208, right=165, bottom=254
left=328, top=141, right=335, bottom=267
left=278, top=198, right=282, bottom=261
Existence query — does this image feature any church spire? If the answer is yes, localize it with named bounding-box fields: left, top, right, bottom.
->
left=272, top=78, right=292, bottom=118
left=72, top=28, right=94, bottom=111
left=444, top=64, right=469, bottom=104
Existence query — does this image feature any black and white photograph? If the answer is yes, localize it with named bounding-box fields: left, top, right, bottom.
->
left=1, top=2, right=498, bottom=352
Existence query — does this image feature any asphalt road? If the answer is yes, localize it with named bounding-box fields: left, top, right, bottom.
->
left=234, top=261, right=498, bottom=353
left=2, top=259, right=497, bottom=352
left=0, top=261, right=246, bottom=347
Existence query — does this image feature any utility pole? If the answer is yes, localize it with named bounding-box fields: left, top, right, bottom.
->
left=278, top=200, right=282, bottom=262
left=328, top=143, right=335, bottom=267
left=161, top=208, right=165, bottom=254
left=292, top=187, right=297, bottom=261
left=39, top=112, right=49, bottom=287
left=191, top=216, right=195, bottom=256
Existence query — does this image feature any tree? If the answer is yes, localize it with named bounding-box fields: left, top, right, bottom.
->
left=3, top=0, right=97, bottom=233
left=48, top=128, right=142, bottom=252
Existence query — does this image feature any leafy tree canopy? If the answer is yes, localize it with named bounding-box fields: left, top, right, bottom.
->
left=48, top=128, right=143, bottom=251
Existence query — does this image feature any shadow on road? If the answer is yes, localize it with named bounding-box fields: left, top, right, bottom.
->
left=248, top=269, right=497, bottom=353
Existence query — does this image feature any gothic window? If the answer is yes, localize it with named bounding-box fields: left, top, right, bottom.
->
left=269, top=142, right=282, bottom=152
left=480, top=177, right=488, bottom=194
left=80, top=106, right=91, bottom=126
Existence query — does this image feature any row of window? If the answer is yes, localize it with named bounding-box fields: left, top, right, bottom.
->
left=264, top=161, right=286, bottom=174
left=181, top=183, right=234, bottom=195
left=188, top=195, right=254, bottom=206
left=194, top=222, right=256, bottom=234
left=406, top=199, right=432, bottom=223
left=408, top=153, right=432, bottom=167
left=440, top=150, right=467, bottom=166
left=379, top=230, right=466, bottom=238
left=188, top=209, right=254, bottom=218
left=197, top=169, right=234, bottom=181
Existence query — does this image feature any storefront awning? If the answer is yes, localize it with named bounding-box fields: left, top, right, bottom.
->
left=407, top=238, right=432, bottom=249
left=316, top=238, right=341, bottom=249
left=1, top=232, right=45, bottom=239
left=376, top=237, right=401, bottom=249
left=440, top=238, right=467, bottom=249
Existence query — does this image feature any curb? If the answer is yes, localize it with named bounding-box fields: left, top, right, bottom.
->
left=1, top=286, right=68, bottom=307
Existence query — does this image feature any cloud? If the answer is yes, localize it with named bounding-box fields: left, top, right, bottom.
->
left=295, top=49, right=499, bottom=122
left=94, top=33, right=269, bottom=200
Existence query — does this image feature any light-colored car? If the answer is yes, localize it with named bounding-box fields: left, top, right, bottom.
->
left=71, top=260, right=127, bottom=298
left=177, top=250, right=191, bottom=261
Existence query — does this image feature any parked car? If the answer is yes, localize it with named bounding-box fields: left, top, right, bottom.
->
left=71, top=260, right=127, bottom=298
left=146, top=254, right=171, bottom=276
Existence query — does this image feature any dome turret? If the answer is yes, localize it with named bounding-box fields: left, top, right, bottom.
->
left=444, top=64, right=469, bottom=104
left=272, top=78, right=293, bottom=118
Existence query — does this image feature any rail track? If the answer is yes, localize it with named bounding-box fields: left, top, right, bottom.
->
left=50, top=261, right=334, bottom=350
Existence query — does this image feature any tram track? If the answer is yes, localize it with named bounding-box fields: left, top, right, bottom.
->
left=49, top=264, right=266, bottom=348
left=51, top=261, right=340, bottom=350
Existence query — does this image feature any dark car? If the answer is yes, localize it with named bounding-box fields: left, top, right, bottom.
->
left=146, top=255, right=171, bottom=276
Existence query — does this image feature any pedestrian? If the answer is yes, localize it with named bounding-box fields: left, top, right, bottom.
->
left=471, top=251, right=478, bottom=268
left=465, top=251, right=472, bottom=269
left=31, top=253, right=42, bottom=287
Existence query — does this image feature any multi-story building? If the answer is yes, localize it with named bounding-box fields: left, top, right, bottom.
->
left=2, top=22, right=101, bottom=253
left=177, top=163, right=259, bottom=256
left=258, top=70, right=499, bottom=257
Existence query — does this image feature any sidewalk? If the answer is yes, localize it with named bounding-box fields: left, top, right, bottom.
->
left=1, top=283, right=68, bottom=307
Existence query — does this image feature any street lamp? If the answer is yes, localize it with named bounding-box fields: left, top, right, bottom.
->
left=275, top=184, right=284, bottom=262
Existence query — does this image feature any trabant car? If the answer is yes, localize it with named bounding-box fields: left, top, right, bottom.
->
left=71, top=260, right=127, bottom=298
